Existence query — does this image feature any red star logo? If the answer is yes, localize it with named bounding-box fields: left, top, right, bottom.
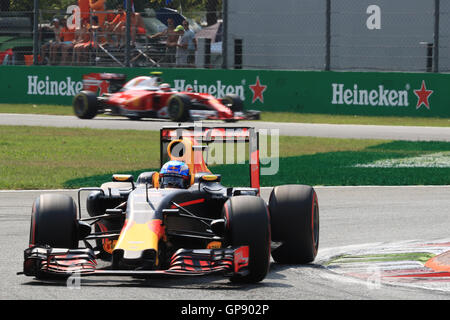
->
left=249, top=76, right=267, bottom=104
left=414, top=80, right=433, bottom=110
left=98, top=80, right=110, bottom=96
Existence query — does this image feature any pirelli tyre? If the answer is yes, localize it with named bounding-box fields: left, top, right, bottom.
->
left=167, top=94, right=192, bottom=122
left=269, top=185, right=319, bottom=264
left=73, top=90, right=98, bottom=119
left=223, top=196, right=271, bottom=283
left=29, top=194, right=79, bottom=249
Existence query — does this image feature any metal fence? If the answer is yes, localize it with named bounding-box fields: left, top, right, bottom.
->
left=0, top=0, right=223, bottom=68
left=0, top=0, right=449, bottom=72
left=225, top=0, right=446, bottom=72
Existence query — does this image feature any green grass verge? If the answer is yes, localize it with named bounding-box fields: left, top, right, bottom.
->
left=260, top=111, right=450, bottom=127
left=0, top=104, right=74, bottom=116
left=1, top=103, right=449, bottom=127
left=325, top=252, right=436, bottom=266
left=1, top=125, right=449, bottom=189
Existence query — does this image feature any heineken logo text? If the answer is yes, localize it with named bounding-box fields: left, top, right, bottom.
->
left=331, top=83, right=409, bottom=107
left=27, top=75, right=83, bottom=96
left=173, top=79, right=245, bottom=100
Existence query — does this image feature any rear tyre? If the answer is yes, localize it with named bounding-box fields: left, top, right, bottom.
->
left=222, top=94, right=244, bottom=113
left=73, top=91, right=98, bottom=119
left=29, top=194, right=78, bottom=249
left=167, top=94, right=191, bottom=122
left=269, top=185, right=319, bottom=264
left=224, top=196, right=270, bottom=283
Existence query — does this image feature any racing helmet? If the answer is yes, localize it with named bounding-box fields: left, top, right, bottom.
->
left=159, top=160, right=191, bottom=189
left=160, top=83, right=171, bottom=92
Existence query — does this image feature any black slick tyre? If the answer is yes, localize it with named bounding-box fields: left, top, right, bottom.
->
left=269, top=185, right=319, bottom=264
left=222, top=94, right=244, bottom=113
left=167, top=94, right=191, bottom=122
left=29, top=194, right=79, bottom=249
left=73, top=90, right=98, bottom=119
left=224, top=196, right=271, bottom=283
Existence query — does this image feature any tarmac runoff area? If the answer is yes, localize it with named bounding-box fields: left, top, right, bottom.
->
left=317, top=239, right=450, bottom=292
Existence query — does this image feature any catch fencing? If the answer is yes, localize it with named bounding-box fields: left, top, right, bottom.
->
left=1, top=0, right=450, bottom=72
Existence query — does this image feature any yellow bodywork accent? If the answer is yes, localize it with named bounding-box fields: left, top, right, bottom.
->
left=115, top=222, right=159, bottom=253
left=112, top=174, right=133, bottom=182
left=206, top=241, right=222, bottom=249
left=200, top=175, right=219, bottom=182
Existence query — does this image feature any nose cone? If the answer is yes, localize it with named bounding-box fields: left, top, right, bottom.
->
left=113, top=219, right=164, bottom=268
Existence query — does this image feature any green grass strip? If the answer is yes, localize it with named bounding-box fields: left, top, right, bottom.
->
left=260, top=111, right=450, bottom=127
left=0, top=125, right=449, bottom=189
left=325, top=252, right=436, bottom=266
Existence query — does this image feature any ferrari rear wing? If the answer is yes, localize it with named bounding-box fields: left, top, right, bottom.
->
left=160, top=125, right=260, bottom=191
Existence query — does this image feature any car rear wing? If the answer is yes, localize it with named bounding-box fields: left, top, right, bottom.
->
left=160, top=125, right=260, bottom=191
left=81, top=73, right=127, bottom=95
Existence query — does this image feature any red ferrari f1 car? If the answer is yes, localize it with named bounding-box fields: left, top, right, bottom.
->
left=73, top=72, right=261, bottom=122
left=21, top=126, right=319, bottom=283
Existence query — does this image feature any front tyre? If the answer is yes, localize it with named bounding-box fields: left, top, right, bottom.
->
left=29, top=194, right=79, bottom=249
left=73, top=91, right=98, bottom=119
left=167, top=94, right=191, bottom=122
left=269, top=185, right=319, bottom=264
left=224, top=196, right=270, bottom=283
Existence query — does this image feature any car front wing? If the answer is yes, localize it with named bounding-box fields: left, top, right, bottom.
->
left=20, top=245, right=249, bottom=279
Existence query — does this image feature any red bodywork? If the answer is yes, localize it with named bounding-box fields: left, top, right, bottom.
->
left=81, top=73, right=259, bottom=121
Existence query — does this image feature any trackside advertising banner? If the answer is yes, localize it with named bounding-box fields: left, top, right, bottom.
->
left=0, top=66, right=449, bottom=117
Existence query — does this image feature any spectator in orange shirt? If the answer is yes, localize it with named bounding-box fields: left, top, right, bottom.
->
left=104, top=4, right=126, bottom=47
left=131, top=12, right=147, bottom=46
left=73, top=18, right=92, bottom=65
left=58, top=18, right=76, bottom=65
left=89, top=0, right=106, bottom=26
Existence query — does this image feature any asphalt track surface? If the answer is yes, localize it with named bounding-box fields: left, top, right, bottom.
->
left=1, top=186, right=449, bottom=300
left=1, top=113, right=450, bottom=141
left=1, top=114, right=449, bottom=301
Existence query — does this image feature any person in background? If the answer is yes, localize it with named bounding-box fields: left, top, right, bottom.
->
left=181, top=20, right=197, bottom=66
left=148, top=18, right=178, bottom=66
left=58, top=17, right=76, bottom=65
left=175, top=25, right=188, bottom=67
left=130, top=12, right=147, bottom=46
left=104, top=4, right=126, bottom=46
left=41, top=18, right=62, bottom=65
left=72, top=18, right=92, bottom=65
left=89, top=0, right=107, bottom=26
left=87, top=15, right=102, bottom=55
left=78, top=0, right=90, bottom=21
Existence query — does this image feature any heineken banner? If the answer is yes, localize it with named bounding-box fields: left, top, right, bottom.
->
left=0, top=66, right=449, bottom=117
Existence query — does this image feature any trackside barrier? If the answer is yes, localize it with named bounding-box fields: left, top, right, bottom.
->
left=0, top=65, right=449, bottom=118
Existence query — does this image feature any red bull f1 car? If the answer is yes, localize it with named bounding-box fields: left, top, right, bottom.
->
left=21, top=126, right=319, bottom=283
left=72, top=72, right=260, bottom=122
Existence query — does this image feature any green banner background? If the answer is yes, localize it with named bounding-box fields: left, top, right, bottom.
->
left=0, top=66, right=448, bottom=117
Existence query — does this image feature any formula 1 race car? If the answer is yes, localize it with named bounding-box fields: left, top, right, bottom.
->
left=72, top=72, right=260, bottom=122
left=21, top=126, right=319, bottom=283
